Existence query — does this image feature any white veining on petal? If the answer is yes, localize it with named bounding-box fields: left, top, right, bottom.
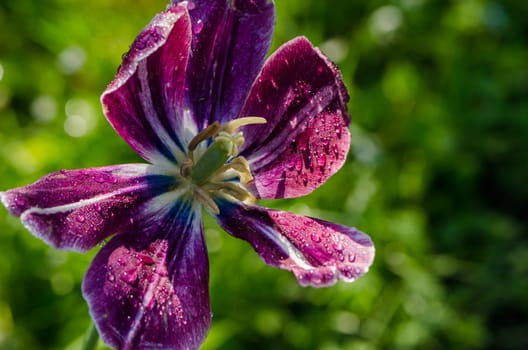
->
left=19, top=185, right=148, bottom=218
left=137, top=61, right=187, bottom=164
left=254, top=223, right=314, bottom=271
left=141, top=186, right=190, bottom=218
left=274, top=230, right=314, bottom=270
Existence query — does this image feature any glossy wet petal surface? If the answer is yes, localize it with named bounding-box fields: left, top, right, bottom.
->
left=0, top=164, right=174, bottom=252
left=239, top=37, right=351, bottom=199
left=102, top=5, right=193, bottom=165
left=83, top=201, right=210, bottom=350
left=216, top=201, right=374, bottom=287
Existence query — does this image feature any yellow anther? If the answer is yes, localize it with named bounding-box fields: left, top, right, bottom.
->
left=220, top=116, right=267, bottom=134
left=188, top=121, right=220, bottom=152
left=211, top=156, right=253, bottom=184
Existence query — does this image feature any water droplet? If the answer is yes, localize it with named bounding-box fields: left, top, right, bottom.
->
left=276, top=218, right=290, bottom=227
left=93, top=175, right=105, bottom=183
left=194, top=19, right=204, bottom=34
left=332, top=144, right=340, bottom=156
left=138, top=254, right=155, bottom=265
left=286, top=158, right=296, bottom=170
left=335, top=124, right=342, bottom=138
left=310, top=233, right=322, bottom=243
left=348, top=254, right=356, bottom=263
left=121, top=269, right=137, bottom=284
left=301, top=173, right=309, bottom=186
left=129, top=217, right=134, bottom=225
left=317, top=154, right=327, bottom=167
left=14, top=197, right=26, bottom=206
left=295, top=157, right=303, bottom=171
left=187, top=1, right=196, bottom=10
left=95, top=204, right=102, bottom=212
left=108, top=274, right=115, bottom=282
left=76, top=215, right=86, bottom=223
left=332, top=242, right=344, bottom=251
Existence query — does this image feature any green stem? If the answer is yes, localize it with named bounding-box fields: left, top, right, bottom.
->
left=82, top=322, right=99, bottom=350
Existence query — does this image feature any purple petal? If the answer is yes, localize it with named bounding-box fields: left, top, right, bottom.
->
left=102, top=4, right=194, bottom=165
left=83, top=202, right=210, bottom=350
left=239, top=37, right=351, bottom=199
left=173, top=0, right=275, bottom=128
left=0, top=164, right=175, bottom=252
left=216, top=201, right=374, bottom=287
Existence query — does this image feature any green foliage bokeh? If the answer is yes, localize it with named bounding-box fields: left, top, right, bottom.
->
left=1, top=0, right=527, bottom=349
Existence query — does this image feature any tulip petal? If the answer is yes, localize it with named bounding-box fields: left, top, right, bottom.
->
left=173, top=0, right=275, bottom=127
left=102, top=4, right=194, bottom=165
left=0, top=164, right=175, bottom=252
left=83, top=200, right=209, bottom=350
left=216, top=201, right=374, bottom=287
left=240, top=37, right=351, bottom=199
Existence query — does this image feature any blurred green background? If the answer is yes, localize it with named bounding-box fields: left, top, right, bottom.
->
left=1, top=0, right=527, bottom=349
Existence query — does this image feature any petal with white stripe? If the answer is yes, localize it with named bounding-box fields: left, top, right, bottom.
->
left=172, top=0, right=275, bottom=127
left=0, top=164, right=176, bottom=252
left=101, top=4, right=194, bottom=165
left=83, top=201, right=210, bottom=350
left=215, top=201, right=374, bottom=287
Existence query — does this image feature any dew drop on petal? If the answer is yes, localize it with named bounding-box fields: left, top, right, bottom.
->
left=76, top=215, right=85, bottom=223
left=194, top=19, right=204, bottom=34
left=310, top=233, right=322, bottom=243
left=295, top=157, right=303, bottom=171
left=276, top=218, right=290, bottom=227
left=15, top=197, right=26, bottom=206
left=121, top=269, right=138, bottom=284
left=332, top=242, right=344, bottom=252
left=286, top=158, right=296, bottom=170
left=317, top=154, right=327, bottom=167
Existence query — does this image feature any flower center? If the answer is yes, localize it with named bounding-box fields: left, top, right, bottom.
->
left=180, top=117, right=266, bottom=214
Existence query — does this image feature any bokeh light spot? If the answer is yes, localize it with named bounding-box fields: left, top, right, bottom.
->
left=31, top=95, right=57, bottom=123
left=58, top=46, right=86, bottom=75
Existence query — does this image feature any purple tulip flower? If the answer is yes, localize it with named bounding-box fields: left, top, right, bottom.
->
left=0, top=1, right=374, bottom=349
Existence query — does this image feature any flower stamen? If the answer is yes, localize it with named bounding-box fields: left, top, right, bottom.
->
left=180, top=116, right=267, bottom=214
left=211, top=157, right=253, bottom=184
